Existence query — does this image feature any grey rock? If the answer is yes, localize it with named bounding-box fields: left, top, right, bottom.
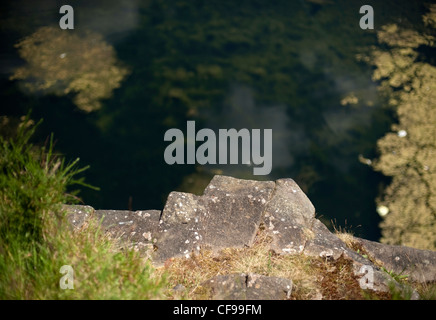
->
left=203, top=273, right=247, bottom=300
left=173, top=284, right=186, bottom=292
left=262, top=178, right=350, bottom=261
left=303, top=219, right=350, bottom=260
left=245, top=273, right=293, bottom=300
left=94, top=209, right=161, bottom=243
left=263, top=178, right=314, bottom=255
left=201, top=175, right=275, bottom=250
left=262, top=180, right=359, bottom=265
left=160, top=192, right=199, bottom=225
left=154, top=192, right=205, bottom=262
left=353, top=237, right=436, bottom=284
left=264, top=178, right=315, bottom=227
left=63, top=204, right=160, bottom=253
left=202, top=273, right=293, bottom=300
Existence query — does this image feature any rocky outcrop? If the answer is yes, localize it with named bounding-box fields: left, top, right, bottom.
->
left=156, top=177, right=275, bottom=262
left=64, top=175, right=436, bottom=300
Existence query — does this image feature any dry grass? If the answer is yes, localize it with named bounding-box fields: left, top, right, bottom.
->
left=335, top=230, right=356, bottom=250
left=155, top=225, right=389, bottom=300
left=333, top=225, right=372, bottom=260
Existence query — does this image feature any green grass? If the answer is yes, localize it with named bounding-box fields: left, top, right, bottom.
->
left=0, top=116, right=165, bottom=299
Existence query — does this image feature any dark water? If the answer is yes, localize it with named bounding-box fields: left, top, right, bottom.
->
left=0, top=0, right=429, bottom=240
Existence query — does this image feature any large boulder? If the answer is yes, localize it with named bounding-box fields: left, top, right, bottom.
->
left=154, top=176, right=275, bottom=262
